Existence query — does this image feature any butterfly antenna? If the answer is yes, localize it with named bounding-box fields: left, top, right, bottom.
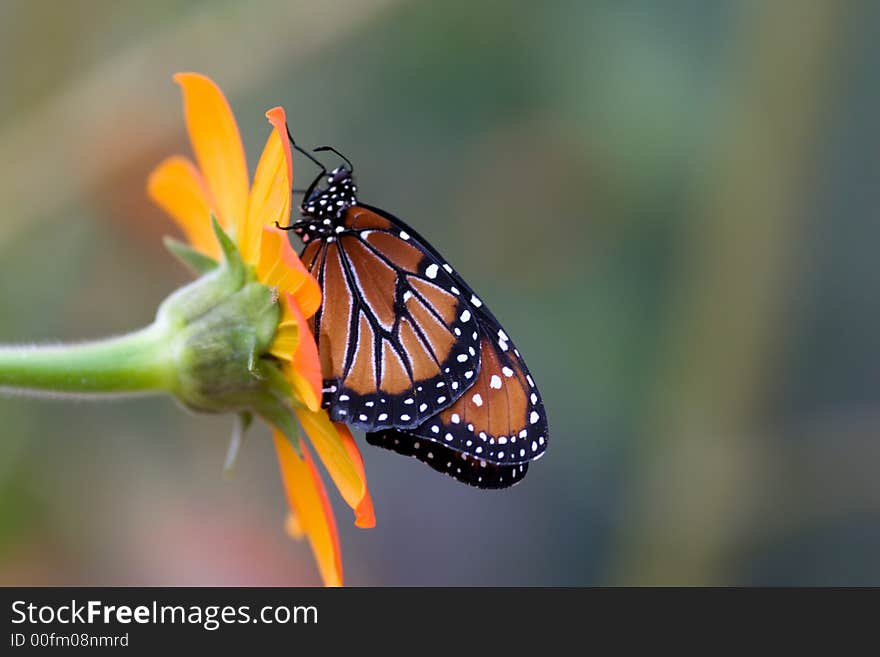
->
left=314, top=145, right=354, bottom=172
left=286, top=126, right=327, bottom=173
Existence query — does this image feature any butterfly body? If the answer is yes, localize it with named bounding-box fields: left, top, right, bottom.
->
left=289, top=162, right=548, bottom=488
left=294, top=167, right=358, bottom=240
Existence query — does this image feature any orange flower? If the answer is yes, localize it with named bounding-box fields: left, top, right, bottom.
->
left=148, top=73, right=374, bottom=586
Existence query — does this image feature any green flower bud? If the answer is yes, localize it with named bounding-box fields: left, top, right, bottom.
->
left=170, top=280, right=279, bottom=412
left=156, top=219, right=297, bottom=445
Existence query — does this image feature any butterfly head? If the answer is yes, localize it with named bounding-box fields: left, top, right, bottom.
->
left=293, top=165, right=357, bottom=241
left=301, top=166, right=357, bottom=220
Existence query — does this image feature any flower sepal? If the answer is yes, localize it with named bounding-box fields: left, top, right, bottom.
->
left=156, top=216, right=245, bottom=326
left=163, top=236, right=218, bottom=275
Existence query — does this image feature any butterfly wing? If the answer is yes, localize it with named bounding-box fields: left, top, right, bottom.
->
left=367, top=316, right=548, bottom=487
left=299, top=206, right=481, bottom=431
left=366, top=429, right=529, bottom=489
left=352, top=204, right=548, bottom=487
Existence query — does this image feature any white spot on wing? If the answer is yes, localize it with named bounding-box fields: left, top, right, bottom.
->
left=490, top=375, right=502, bottom=389
left=425, top=264, right=439, bottom=279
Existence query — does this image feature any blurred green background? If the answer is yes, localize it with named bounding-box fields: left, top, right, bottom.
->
left=1, top=0, right=878, bottom=586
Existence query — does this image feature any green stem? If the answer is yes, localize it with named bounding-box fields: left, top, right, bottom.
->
left=0, top=322, right=175, bottom=399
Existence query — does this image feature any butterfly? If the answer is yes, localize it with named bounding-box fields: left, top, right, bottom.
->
left=279, top=143, right=548, bottom=488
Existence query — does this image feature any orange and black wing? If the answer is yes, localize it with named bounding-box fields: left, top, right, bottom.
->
left=366, top=297, right=548, bottom=489
left=366, top=430, right=528, bottom=489
left=299, top=206, right=481, bottom=431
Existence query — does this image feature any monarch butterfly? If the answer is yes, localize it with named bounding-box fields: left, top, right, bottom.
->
left=279, top=143, right=548, bottom=488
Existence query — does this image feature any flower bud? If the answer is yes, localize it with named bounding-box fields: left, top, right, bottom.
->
left=154, top=218, right=293, bottom=428
left=171, top=281, right=280, bottom=413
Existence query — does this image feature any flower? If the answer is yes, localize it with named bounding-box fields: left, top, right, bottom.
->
left=147, top=72, right=374, bottom=586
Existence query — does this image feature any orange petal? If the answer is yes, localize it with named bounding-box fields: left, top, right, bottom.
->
left=269, top=291, right=300, bottom=362
left=266, top=107, right=293, bottom=192
left=147, top=156, right=219, bottom=259
left=284, top=293, right=322, bottom=410
left=278, top=238, right=322, bottom=318
left=336, top=423, right=376, bottom=528
left=269, top=323, right=299, bottom=362
left=279, top=237, right=322, bottom=318
left=174, top=72, right=249, bottom=234
left=285, top=367, right=321, bottom=415
left=241, top=126, right=291, bottom=264
left=295, top=407, right=365, bottom=514
left=257, top=227, right=322, bottom=318
left=273, top=431, right=343, bottom=587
